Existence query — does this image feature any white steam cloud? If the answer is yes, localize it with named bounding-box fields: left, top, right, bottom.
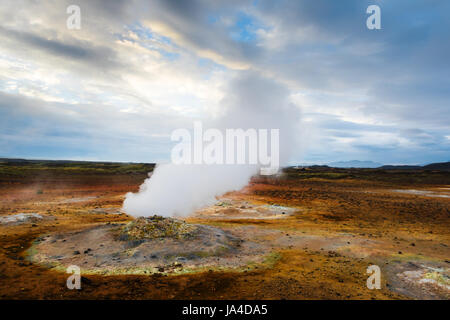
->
left=122, top=72, right=302, bottom=217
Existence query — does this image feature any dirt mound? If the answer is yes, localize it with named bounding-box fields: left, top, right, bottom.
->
left=119, top=216, right=198, bottom=241
left=27, top=217, right=268, bottom=275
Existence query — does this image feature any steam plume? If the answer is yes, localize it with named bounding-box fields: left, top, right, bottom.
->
left=122, top=72, right=301, bottom=217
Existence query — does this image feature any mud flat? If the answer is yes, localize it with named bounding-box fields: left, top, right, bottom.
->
left=194, top=198, right=298, bottom=220
left=385, top=260, right=450, bottom=300
left=27, top=216, right=270, bottom=275
left=0, top=213, right=54, bottom=225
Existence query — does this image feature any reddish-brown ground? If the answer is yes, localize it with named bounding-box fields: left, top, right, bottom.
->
left=0, top=165, right=448, bottom=299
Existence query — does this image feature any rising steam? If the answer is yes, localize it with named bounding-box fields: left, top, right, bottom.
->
left=122, top=72, right=301, bottom=217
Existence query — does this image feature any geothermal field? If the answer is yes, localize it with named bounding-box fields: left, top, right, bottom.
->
left=0, top=159, right=448, bottom=300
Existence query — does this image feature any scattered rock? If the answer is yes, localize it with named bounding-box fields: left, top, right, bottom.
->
left=119, top=216, right=198, bottom=241
left=81, top=276, right=93, bottom=285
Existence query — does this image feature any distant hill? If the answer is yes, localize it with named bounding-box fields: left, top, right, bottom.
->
left=328, top=160, right=382, bottom=168
left=379, top=161, right=450, bottom=171
left=379, top=165, right=422, bottom=170
left=422, top=161, right=450, bottom=170
left=326, top=160, right=450, bottom=171
left=0, top=158, right=153, bottom=165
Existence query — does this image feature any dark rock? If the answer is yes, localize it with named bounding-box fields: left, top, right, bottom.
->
left=81, top=276, right=92, bottom=285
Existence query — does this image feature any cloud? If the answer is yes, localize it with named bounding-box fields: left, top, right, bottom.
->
left=0, top=91, right=189, bottom=162
left=0, top=0, right=448, bottom=164
left=0, top=26, right=122, bottom=72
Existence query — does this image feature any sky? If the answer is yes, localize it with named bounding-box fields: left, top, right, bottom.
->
left=0, top=0, right=449, bottom=165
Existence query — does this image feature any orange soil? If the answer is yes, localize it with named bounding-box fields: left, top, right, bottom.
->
left=0, top=169, right=448, bottom=299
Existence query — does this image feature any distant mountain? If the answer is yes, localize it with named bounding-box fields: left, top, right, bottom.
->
left=328, top=160, right=382, bottom=168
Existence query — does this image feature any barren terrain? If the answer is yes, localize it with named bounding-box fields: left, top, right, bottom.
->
left=0, top=160, right=448, bottom=299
